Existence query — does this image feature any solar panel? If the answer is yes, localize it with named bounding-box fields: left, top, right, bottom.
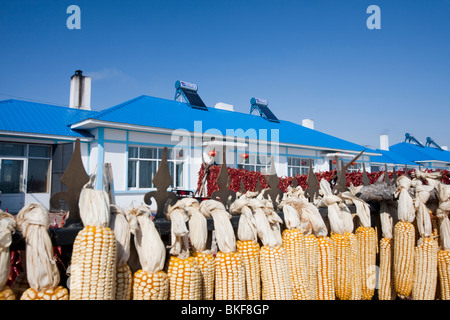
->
left=180, top=88, right=207, bottom=110
left=257, top=104, right=279, bottom=122
left=250, top=97, right=279, bottom=122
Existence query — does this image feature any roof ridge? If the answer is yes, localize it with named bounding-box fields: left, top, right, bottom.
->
left=92, top=95, right=148, bottom=119
left=0, top=98, right=98, bottom=113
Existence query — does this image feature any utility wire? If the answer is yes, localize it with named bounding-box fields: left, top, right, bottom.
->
left=0, top=92, right=68, bottom=107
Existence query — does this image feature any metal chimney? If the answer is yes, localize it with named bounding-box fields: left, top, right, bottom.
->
left=302, top=119, right=314, bottom=130
left=70, top=70, right=91, bottom=110
left=380, top=134, right=389, bottom=151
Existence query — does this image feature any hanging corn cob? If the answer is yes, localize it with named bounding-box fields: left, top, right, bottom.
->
left=0, top=211, right=16, bottom=300
left=378, top=201, right=396, bottom=300
left=298, top=193, right=334, bottom=300
left=280, top=198, right=311, bottom=300
left=110, top=204, right=132, bottom=300
left=248, top=198, right=293, bottom=300
left=296, top=200, right=320, bottom=300
left=411, top=179, right=438, bottom=300
left=200, top=199, right=245, bottom=300
left=182, top=198, right=215, bottom=300
left=15, top=204, right=69, bottom=300
left=166, top=200, right=202, bottom=300
left=69, top=179, right=116, bottom=300
left=230, top=198, right=261, bottom=300
left=129, top=205, right=169, bottom=300
left=320, top=179, right=353, bottom=300
left=393, top=175, right=416, bottom=299
left=340, top=187, right=376, bottom=300
left=436, top=182, right=450, bottom=300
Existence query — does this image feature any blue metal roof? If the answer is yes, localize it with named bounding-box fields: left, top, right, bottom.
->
left=0, top=99, right=96, bottom=139
left=370, top=148, right=417, bottom=166
left=390, top=142, right=450, bottom=164
left=79, top=95, right=374, bottom=153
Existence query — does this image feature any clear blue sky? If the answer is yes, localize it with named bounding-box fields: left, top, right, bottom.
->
left=1, top=0, right=450, bottom=150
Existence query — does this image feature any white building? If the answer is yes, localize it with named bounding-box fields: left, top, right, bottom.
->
left=3, top=70, right=418, bottom=213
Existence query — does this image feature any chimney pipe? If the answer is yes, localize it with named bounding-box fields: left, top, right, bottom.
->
left=70, top=70, right=91, bottom=110
left=302, top=119, right=314, bottom=130
left=380, top=134, right=389, bottom=151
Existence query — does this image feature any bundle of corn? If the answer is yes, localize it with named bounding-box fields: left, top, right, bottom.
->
left=378, top=201, right=396, bottom=300
left=301, top=196, right=334, bottom=300
left=129, top=205, right=169, bottom=300
left=411, top=179, right=438, bottom=300
left=230, top=198, right=261, bottom=300
left=320, top=179, right=354, bottom=300
left=248, top=198, right=293, bottom=300
left=166, top=200, right=202, bottom=300
left=16, top=204, right=69, bottom=300
left=0, top=211, right=16, bottom=300
left=280, top=198, right=311, bottom=300
left=393, top=175, right=416, bottom=299
left=289, top=198, right=321, bottom=299
left=436, top=182, right=450, bottom=300
left=69, top=179, right=116, bottom=300
left=110, top=204, right=132, bottom=300
left=199, top=199, right=245, bottom=300
left=340, top=187, right=376, bottom=300
left=181, top=198, right=215, bottom=300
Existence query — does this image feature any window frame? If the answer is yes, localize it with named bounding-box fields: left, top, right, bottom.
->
left=127, top=145, right=186, bottom=190
left=0, top=142, right=51, bottom=194
left=287, top=156, right=315, bottom=177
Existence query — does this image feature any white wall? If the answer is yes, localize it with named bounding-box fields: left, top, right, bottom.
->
left=25, top=193, right=50, bottom=210
left=104, top=142, right=127, bottom=191
left=88, top=142, right=98, bottom=176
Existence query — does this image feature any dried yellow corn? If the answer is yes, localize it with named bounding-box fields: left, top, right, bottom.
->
left=355, top=226, right=377, bottom=300
left=129, top=205, right=169, bottom=300
left=411, top=180, right=439, bottom=300
left=378, top=202, right=395, bottom=300
left=281, top=202, right=310, bottom=300
left=412, top=237, right=438, bottom=300
left=110, top=204, right=132, bottom=300
left=191, top=251, right=215, bottom=300
left=70, top=225, right=117, bottom=300
left=340, top=183, right=376, bottom=301
left=249, top=199, right=293, bottom=300
left=166, top=201, right=202, bottom=300
left=393, top=175, right=416, bottom=299
left=232, top=198, right=261, bottom=300
left=16, top=204, right=69, bottom=300
left=304, top=233, right=319, bottom=299
left=321, top=179, right=351, bottom=300
left=0, top=286, right=15, bottom=300
left=436, top=182, right=450, bottom=300
left=347, top=231, right=362, bottom=300
left=167, top=256, right=202, bottom=300
left=200, top=200, right=245, bottom=300
left=317, top=236, right=335, bottom=300
left=185, top=198, right=215, bottom=300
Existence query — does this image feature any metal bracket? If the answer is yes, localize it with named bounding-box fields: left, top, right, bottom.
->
left=143, top=147, right=178, bottom=220
left=49, top=139, right=89, bottom=227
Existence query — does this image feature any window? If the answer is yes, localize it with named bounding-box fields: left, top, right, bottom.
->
left=287, top=157, right=314, bottom=177
left=347, top=162, right=363, bottom=173
left=0, top=143, right=51, bottom=193
left=237, top=153, right=270, bottom=172
left=128, top=146, right=185, bottom=189
left=0, top=143, right=25, bottom=157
